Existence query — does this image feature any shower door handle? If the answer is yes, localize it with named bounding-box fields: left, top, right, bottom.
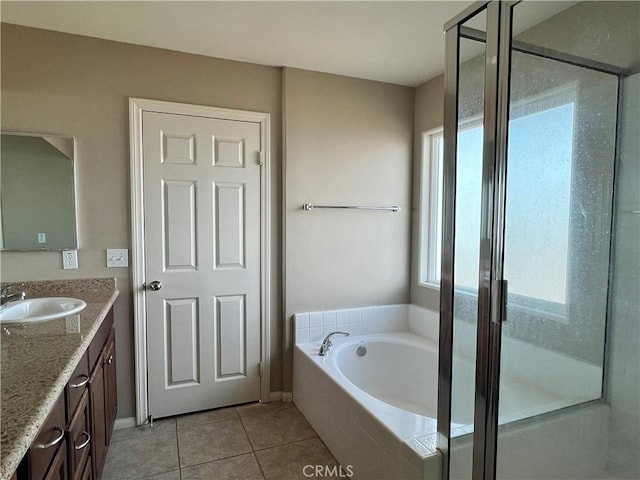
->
left=494, top=279, right=508, bottom=324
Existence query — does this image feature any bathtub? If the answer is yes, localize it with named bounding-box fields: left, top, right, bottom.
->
left=293, top=305, right=443, bottom=480
left=293, top=303, right=607, bottom=480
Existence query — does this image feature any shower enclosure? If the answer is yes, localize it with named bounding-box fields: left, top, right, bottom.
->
left=438, top=1, right=639, bottom=479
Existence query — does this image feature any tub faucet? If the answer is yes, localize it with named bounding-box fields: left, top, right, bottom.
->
left=1, top=283, right=26, bottom=306
left=319, top=331, right=349, bottom=356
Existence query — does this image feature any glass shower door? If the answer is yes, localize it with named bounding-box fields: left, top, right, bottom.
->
left=441, top=1, right=629, bottom=479
left=494, top=1, right=619, bottom=477
left=439, top=5, right=487, bottom=479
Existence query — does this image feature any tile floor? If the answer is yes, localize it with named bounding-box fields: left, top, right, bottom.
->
left=103, top=402, right=345, bottom=480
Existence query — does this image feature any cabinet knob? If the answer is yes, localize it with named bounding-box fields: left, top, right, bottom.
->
left=105, top=355, right=113, bottom=365
left=35, top=426, right=64, bottom=449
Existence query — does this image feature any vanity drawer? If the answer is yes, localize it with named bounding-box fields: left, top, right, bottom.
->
left=67, top=390, right=91, bottom=480
left=20, top=394, right=67, bottom=480
left=66, top=353, right=89, bottom=418
left=87, top=310, right=113, bottom=371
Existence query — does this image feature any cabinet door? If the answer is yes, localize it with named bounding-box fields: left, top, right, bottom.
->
left=21, top=395, right=66, bottom=480
left=42, top=440, right=68, bottom=480
left=67, top=390, right=91, bottom=480
left=103, top=330, right=117, bottom=446
left=80, top=457, right=92, bottom=480
left=89, top=352, right=107, bottom=480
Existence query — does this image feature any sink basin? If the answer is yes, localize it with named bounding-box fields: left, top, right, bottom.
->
left=0, top=297, right=87, bottom=324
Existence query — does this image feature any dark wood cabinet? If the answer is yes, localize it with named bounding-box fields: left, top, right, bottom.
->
left=103, top=331, right=117, bottom=448
left=17, top=308, right=116, bottom=480
left=88, top=351, right=107, bottom=480
left=67, top=391, right=91, bottom=480
left=19, top=395, right=66, bottom=480
left=88, top=310, right=117, bottom=480
left=42, top=440, right=68, bottom=480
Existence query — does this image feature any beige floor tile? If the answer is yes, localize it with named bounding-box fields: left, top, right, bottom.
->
left=255, top=437, right=344, bottom=480
left=177, top=406, right=238, bottom=429
left=241, top=405, right=317, bottom=450
left=236, top=401, right=294, bottom=417
left=181, top=453, right=265, bottom=480
left=103, top=431, right=179, bottom=480
left=142, top=470, right=181, bottom=480
left=110, top=417, right=177, bottom=443
left=178, top=418, right=252, bottom=467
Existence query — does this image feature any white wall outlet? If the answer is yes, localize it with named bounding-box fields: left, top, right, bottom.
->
left=106, top=248, right=129, bottom=268
left=62, top=249, right=78, bottom=269
left=66, top=314, right=81, bottom=334
left=37, top=232, right=46, bottom=243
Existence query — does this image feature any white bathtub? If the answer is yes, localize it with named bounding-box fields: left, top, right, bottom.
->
left=293, top=305, right=443, bottom=480
left=293, top=303, right=608, bottom=479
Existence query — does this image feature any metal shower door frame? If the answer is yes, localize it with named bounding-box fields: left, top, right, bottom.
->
left=438, top=2, right=516, bottom=479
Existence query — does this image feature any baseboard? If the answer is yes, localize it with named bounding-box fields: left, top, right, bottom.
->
left=270, top=391, right=283, bottom=401
left=269, top=391, right=293, bottom=402
left=114, top=417, right=137, bottom=430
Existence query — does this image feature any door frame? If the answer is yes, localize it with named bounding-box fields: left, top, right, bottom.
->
left=129, top=98, right=272, bottom=425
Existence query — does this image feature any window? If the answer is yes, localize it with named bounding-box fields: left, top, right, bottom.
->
left=419, top=128, right=444, bottom=287
left=418, top=86, right=577, bottom=323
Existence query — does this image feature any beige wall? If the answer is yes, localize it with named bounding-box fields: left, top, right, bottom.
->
left=0, top=23, right=283, bottom=418
left=282, top=67, right=414, bottom=391
left=410, top=75, right=444, bottom=311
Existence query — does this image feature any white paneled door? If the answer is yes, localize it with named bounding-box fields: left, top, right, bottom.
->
left=142, top=111, right=262, bottom=418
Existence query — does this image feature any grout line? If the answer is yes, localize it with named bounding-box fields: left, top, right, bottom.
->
left=178, top=450, right=256, bottom=471
left=252, top=451, right=269, bottom=480
left=176, top=412, right=239, bottom=430
left=238, top=413, right=258, bottom=452
left=175, top=423, right=183, bottom=479
left=251, top=434, right=320, bottom=453
left=236, top=402, right=295, bottom=418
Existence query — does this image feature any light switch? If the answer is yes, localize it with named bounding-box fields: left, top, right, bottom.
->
left=38, top=232, right=46, bottom=243
left=62, top=250, right=78, bottom=269
left=107, top=249, right=129, bottom=268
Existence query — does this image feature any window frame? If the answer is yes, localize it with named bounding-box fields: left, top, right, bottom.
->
left=418, top=127, right=444, bottom=289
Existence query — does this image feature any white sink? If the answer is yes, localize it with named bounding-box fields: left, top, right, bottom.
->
left=0, top=297, right=87, bottom=324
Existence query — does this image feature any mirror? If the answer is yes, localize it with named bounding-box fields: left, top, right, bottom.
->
left=1, top=132, right=78, bottom=250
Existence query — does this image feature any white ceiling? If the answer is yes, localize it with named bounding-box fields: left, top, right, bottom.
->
left=0, top=1, right=576, bottom=87
left=0, top=1, right=476, bottom=87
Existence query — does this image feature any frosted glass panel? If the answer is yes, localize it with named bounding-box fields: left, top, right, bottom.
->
left=448, top=10, right=487, bottom=480
left=495, top=1, right=620, bottom=478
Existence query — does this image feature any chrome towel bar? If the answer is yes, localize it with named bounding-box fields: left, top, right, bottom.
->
left=302, top=203, right=400, bottom=212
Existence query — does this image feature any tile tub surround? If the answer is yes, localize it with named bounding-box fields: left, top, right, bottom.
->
left=294, top=304, right=439, bottom=345
left=293, top=304, right=442, bottom=479
left=0, top=278, right=119, bottom=480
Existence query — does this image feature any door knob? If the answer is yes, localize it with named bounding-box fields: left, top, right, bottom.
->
left=145, top=280, right=163, bottom=291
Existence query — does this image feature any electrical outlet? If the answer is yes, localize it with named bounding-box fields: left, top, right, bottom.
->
left=106, top=248, right=129, bottom=268
left=37, top=232, right=46, bottom=243
left=66, top=314, right=80, bottom=333
left=62, top=250, right=78, bottom=269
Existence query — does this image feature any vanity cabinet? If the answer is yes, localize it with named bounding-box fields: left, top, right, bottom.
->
left=17, top=309, right=116, bottom=480
left=89, top=313, right=117, bottom=480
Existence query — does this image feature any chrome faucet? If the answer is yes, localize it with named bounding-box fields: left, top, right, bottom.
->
left=1, top=283, right=26, bottom=306
left=319, top=331, right=349, bottom=356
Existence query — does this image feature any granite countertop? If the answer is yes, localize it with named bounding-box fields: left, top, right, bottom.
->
left=0, top=278, right=119, bottom=480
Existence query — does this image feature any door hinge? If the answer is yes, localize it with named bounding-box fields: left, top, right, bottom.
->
left=258, top=151, right=264, bottom=167
left=258, top=362, right=264, bottom=377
